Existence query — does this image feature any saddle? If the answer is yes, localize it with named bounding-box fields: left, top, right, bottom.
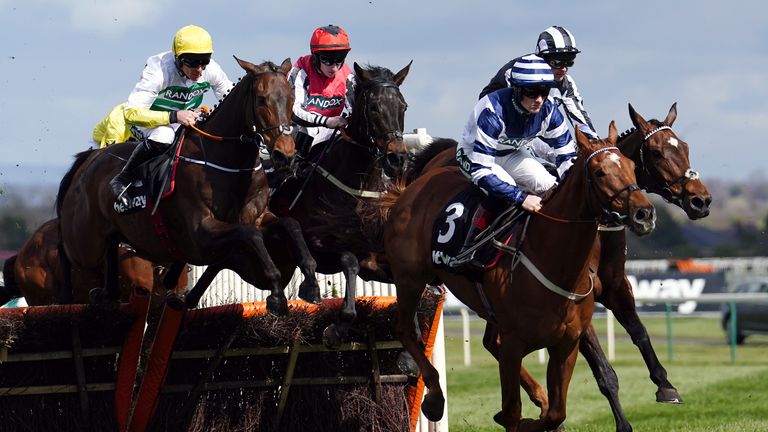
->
left=112, top=133, right=183, bottom=216
left=431, top=186, right=528, bottom=271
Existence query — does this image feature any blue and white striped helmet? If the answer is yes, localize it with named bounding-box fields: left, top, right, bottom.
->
left=508, top=54, right=556, bottom=87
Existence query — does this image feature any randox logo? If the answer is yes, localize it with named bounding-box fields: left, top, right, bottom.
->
left=306, top=95, right=344, bottom=110
left=163, top=87, right=209, bottom=102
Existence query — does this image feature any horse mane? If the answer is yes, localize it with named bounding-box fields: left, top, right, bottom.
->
left=55, top=149, right=96, bottom=218
left=406, top=138, right=458, bottom=182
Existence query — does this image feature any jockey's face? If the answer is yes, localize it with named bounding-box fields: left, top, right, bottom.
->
left=180, top=62, right=206, bottom=81
left=519, top=85, right=549, bottom=113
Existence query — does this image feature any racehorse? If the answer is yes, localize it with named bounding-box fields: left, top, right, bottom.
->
left=378, top=122, right=656, bottom=431
left=55, top=58, right=314, bottom=316
left=406, top=103, right=711, bottom=431
left=184, top=62, right=412, bottom=346
left=0, top=218, right=187, bottom=306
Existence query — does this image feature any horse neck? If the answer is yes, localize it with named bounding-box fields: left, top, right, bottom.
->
left=201, top=75, right=252, bottom=137
left=324, top=136, right=381, bottom=190
left=526, top=160, right=598, bottom=281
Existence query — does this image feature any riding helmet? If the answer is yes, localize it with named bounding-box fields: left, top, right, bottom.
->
left=508, top=54, right=556, bottom=87
left=172, top=25, right=214, bottom=57
left=535, top=26, right=580, bottom=56
left=310, top=25, right=351, bottom=54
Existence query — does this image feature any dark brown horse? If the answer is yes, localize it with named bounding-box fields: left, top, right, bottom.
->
left=407, top=103, right=711, bottom=431
left=55, top=58, right=313, bottom=316
left=379, top=122, right=655, bottom=431
left=0, top=218, right=187, bottom=306
left=184, top=62, right=412, bottom=346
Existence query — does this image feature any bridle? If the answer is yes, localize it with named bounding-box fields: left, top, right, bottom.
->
left=181, top=70, right=293, bottom=173
left=585, top=146, right=642, bottom=225
left=636, top=125, right=700, bottom=205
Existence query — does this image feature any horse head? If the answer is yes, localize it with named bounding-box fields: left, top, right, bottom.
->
left=624, top=103, right=712, bottom=219
left=577, top=122, right=656, bottom=235
left=233, top=57, right=296, bottom=167
left=349, top=61, right=412, bottom=178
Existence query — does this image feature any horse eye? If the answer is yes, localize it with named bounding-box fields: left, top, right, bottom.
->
left=651, top=149, right=663, bottom=159
left=595, top=169, right=606, bottom=178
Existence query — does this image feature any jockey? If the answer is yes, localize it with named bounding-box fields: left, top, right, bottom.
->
left=108, top=24, right=233, bottom=206
left=455, top=54, right=577, bottom=263
left=479, top=25, right=598, bottom=140
left=287, top=24, right=356, bottom=157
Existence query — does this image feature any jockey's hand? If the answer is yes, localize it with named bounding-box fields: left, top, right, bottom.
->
left=176, top=109, right=200, bottom=127
left=326, top=116, right=348, bottom=129
left=522, top=195, right=543, bottom=212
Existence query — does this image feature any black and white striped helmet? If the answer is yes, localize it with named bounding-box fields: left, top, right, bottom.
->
left=535, top=26, right=580, bottom=55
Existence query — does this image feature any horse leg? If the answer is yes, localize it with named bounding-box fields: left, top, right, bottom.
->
left=393, top=279, right=444, bottom=421
left=184, top=264, right=222, bottom=309
left=200, top=220, right=287, bottom=316
left=580, top=324, right=633, bottom=432
left=483, top=323, right=549, bottom=425
left=91, top=240, right=120, bottom=303
left=607, top=275, right=682, bottom=403
left=57, top=242, right=74, bottom=304
left=161, top=261, right=187, bottom=292
left=322, top=251, right=359, bottom=349
left=495, top=331, right=524, bottom=432
left=271, top=217, right=320, bottom=304
left=519, top=340, right=580, bottom=432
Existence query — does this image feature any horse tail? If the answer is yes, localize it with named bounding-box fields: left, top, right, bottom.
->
left=406, top=137, right=458, bottom=182
left=0, top=255, right=21, bottom=304
left=55, top=149, right=96, bottom=218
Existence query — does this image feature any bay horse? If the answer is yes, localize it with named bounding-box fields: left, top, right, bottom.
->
left=379, top=122, right=655, bottom=431
left=0, top=218, right=187, bottom=305
left=184, top=62, right=412, bottom=346
left=55, top=58, right=315, bottom=316
left=407, top=103, right=711, bottom=431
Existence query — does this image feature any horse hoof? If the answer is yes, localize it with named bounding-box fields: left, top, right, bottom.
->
left=266, top=294, right=288, bottom=317
left=184, top=296, right=199, bottom=310
left=656, top=387, right=683, bottom=404
left=89, top=288, right=103, bottom=303
left=323, top=324, right=342, bottom=350
left=298, top=284, right=322, bottom=304
left=421, top=393, right=445, bottom=422
left=493, top=411, right=506, bottom=427
left=396, top=351, right=420, bottom=377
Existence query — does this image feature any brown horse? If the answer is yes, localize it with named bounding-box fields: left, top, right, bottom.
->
left=184, top=62, right=412, bottom=345
left=379, top=122, right=655, bottom=431
left=407, top=103, right=711, bottom=431
left=55, top=58, right=313, bottom=316
left=0, top=218, right=187, bottom=305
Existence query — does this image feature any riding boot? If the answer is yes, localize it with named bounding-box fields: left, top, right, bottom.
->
left=455, top=204, right=495, bottom=267
left=110, top=140, right=164, bottom=206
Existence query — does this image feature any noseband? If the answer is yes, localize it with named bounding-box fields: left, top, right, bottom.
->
left=638, top=125, right=700, bottom=204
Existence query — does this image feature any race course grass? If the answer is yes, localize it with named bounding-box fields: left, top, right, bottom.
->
left=442, top=315, right=768, bottom=431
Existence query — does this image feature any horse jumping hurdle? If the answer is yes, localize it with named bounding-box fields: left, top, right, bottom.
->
left=0, top=288, right=444, bottom=431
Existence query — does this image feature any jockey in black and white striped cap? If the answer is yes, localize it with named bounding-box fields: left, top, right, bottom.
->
left=535, top=26, right=581, bottom=67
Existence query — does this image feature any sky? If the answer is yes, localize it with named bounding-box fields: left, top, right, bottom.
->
left=0, top=0, right=766, bottom=187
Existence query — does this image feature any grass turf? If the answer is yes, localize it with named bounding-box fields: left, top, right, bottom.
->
left=442, top=315, right=768, bottom=431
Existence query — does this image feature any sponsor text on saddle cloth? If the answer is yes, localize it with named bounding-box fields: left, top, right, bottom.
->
left=112, top=135, right=182, bottom=215
left=432, top=185, right=521, bottom=271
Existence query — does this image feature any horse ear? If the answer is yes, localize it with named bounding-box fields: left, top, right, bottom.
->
left=607, top=120, right=618, bottom=143
left=233, top=55, right=257, bottom=74
left=280, top=58, right=292, bottom=76
left=628, top=103, right=650, bottom=131
left=393, top=60, right=413, bottom=86
left=664, top=102, right=678, bottom=126
left=354, top=62, right=370, bottom=82
left=574, top=127, right=590, bottom=150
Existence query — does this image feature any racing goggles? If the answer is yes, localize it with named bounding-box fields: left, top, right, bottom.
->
left=180, top=57, right=211, bottom=68
left=317, top=55, right=346, bottom=66
left=520, top=86, right=551, bottom=99
left=545, top=57, right=575, bottom=68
